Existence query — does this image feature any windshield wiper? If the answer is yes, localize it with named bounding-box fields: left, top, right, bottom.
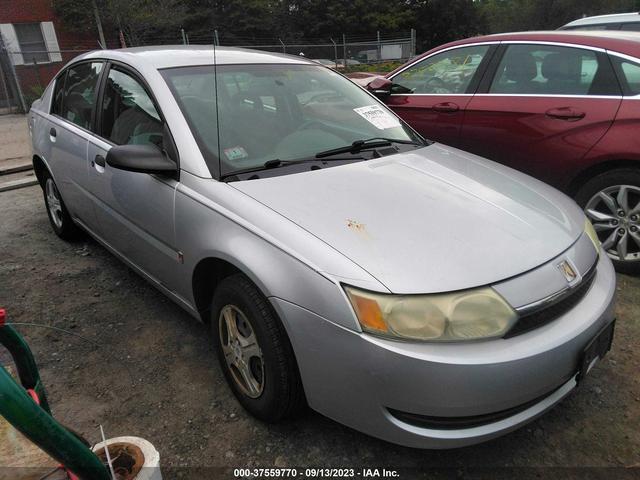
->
left=220, top=156, right=363, bottom=181
left=315, top=137, right=423, bottom=159
left=262, top=156, right=362, bottom=169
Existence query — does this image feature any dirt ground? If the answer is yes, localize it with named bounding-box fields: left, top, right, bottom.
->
left=1, top=185, right=639, bottom=479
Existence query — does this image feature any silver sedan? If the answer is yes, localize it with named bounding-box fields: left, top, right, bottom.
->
left=29, top=46, right=616, bottom=448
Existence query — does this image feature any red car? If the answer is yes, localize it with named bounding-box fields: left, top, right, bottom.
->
left=353, top=31, right=640, bottom=273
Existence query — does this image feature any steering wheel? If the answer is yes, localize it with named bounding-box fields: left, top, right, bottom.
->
left=302, top=92, right=342, bottom=105
left=422, top=77, right=448, bottom=93
left=298, top=119, right=326, bottom=131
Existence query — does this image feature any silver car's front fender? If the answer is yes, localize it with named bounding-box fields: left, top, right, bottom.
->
left=173, top=171, right=385, bottom=330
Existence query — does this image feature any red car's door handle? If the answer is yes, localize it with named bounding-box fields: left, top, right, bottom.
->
left=545, top=107, right=586, bottom=121
left=432, top=102, right=460, bottom=113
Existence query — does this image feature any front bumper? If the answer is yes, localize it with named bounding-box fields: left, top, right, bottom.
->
left=271, top=252, right=616, bottom=448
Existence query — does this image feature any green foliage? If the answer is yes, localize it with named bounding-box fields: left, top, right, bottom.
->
left=24, top=85, right=45, bottom=107
left=477, top=0, right=638, bottom=33
left=53, top=0, right=188, bottom=45
left=50, top=0, right=640, bottom=53
left=343, top=61, right=403, bottom=74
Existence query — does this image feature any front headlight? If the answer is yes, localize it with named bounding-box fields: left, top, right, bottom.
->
left=345, top=286, right=517, bottom=342
left=584, top=218, right=601, bottom=252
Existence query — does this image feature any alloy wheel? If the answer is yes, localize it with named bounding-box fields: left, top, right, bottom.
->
left=218, top=305, right=265, bottom=398
left=45, top=178, right=64, bottom=229
left=585, top=185, right=640, bottom=262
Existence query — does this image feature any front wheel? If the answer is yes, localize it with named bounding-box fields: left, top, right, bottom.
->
left=210, top=274, right=305, bottom=422
left=576, top=168, right=640, bottom=274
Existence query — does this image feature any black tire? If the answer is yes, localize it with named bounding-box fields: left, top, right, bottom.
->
left=41, top=169, right=81, bottom=241
left=575, top=168, right=640, bottom=274
left=210, top=274, right=305, bottom=422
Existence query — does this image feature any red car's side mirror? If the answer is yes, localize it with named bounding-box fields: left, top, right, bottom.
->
left=366, top=77, right=393, bottom=98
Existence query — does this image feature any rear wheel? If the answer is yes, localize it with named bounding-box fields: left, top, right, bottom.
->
left=576, top=168, right=640, bottom=274
left=210, top=274, right=305, bottom=422
left=41, top=170, right=81, bottom=240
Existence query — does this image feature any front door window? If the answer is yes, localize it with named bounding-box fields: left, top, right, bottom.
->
left=101, top=68, right=163, bottom=146
left=391, top=45, right=491, bottom=94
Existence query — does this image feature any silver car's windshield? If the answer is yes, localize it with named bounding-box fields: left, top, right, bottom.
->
left=161, top=64, right=422, bottom=178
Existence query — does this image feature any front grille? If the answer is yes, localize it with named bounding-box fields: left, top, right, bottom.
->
left=504, top=263, right=597, bottom=339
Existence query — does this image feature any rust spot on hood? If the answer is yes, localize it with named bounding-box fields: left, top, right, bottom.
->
left=347, top=219, right=366, bottom=231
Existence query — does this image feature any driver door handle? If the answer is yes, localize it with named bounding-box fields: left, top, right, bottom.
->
left=432, top=102, right=459, bottom=113
left=545, top=107, right=586, bottom=121
left=93, top=154, right=106, bottom=167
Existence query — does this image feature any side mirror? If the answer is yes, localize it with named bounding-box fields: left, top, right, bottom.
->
left=366, top=77, right=393, bottom=98
left=106, top=143, right=177, bottom=175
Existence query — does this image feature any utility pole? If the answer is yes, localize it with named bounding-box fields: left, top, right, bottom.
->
left=92, top=0, right=107, bottom=49
left=342, top=33, right=347, bottom=66
left=330, top=38, right=338, bottom=69
left=410, top=28, right=416, bottom=57
left=181, top=28, right=187, bottom=45
left=214, top=29, right=220, bottom=46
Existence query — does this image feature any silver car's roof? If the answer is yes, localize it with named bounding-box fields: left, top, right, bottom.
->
left=562, top=11, right=640, bottom=28
left=77, top=45, right=314, bottom=69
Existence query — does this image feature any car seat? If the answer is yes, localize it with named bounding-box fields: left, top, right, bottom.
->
left=541, top=53, right=582, bottom=94
left=494, top=52, right=538, bottom=93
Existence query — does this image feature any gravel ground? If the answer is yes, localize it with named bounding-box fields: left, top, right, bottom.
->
left=1, top=185, right=639, bottom=479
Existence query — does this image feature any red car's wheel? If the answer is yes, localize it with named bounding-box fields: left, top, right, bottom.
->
left=577, top=168, right=640, bottom=274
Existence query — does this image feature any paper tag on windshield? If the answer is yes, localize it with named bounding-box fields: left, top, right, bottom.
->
left=353, top=105, right=401, bottom=130
left=224, top=146, right=248, bottom=161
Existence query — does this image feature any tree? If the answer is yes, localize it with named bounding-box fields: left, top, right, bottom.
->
left=53, top=0, right=188, bottom=46
left=477, top=0, right=638, bottom=33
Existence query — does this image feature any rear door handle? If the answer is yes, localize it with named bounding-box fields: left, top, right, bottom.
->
left=545, top=107, right=585, bottom=121
left=49, top=127, right=56, bottom=138
left=431, top=102, right=460, bottom=113
left=93, top=154, right=106, bottom=168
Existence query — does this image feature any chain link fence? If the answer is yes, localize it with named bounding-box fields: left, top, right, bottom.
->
left=0, top=28, right=416, bottom=114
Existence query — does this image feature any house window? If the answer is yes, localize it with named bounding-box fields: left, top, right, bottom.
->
left=14, top=23, right=49, bottom=64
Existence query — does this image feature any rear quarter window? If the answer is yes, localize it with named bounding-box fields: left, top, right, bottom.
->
left=612, top=56, right=640, bottom=95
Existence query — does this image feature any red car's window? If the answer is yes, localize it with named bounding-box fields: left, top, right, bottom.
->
left=391, top=45, right=490, bottom=95
left=489, top=45, right=609, bottom=96
left=619, top=60, right=640, bottom=94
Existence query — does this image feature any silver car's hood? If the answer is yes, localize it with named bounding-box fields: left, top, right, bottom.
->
left=232, top=144, right=585, bottom=294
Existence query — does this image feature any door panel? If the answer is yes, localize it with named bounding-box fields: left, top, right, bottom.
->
left=46, top=61, right=104, bottom=230
left=87, top=65, right=180, bottom=291
left=387, top=44, right=493, bottom=146
left=460, top=44, right=622, bottom=189
left=45, top=118, right=93, bottom=225
left=461, top=96, right=620, bottom=187
left=386, top=94, right=473, bottom=146
left=87, top=137, right=179, bottom=290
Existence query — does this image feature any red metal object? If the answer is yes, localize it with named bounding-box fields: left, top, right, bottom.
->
left=66, top=470, right=80, bottom=480
left=0, top=308, right=6, bottom=327
left=26, top=388, right=40, bottom=405
left=370, top=31, right=640, bottom=193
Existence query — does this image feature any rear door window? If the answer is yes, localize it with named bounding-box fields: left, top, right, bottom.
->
left=489, top=44, right=619, bottom=96
left=59, top=62, right=103, bottom=129
left=51, top=71, right=66, bottom=116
